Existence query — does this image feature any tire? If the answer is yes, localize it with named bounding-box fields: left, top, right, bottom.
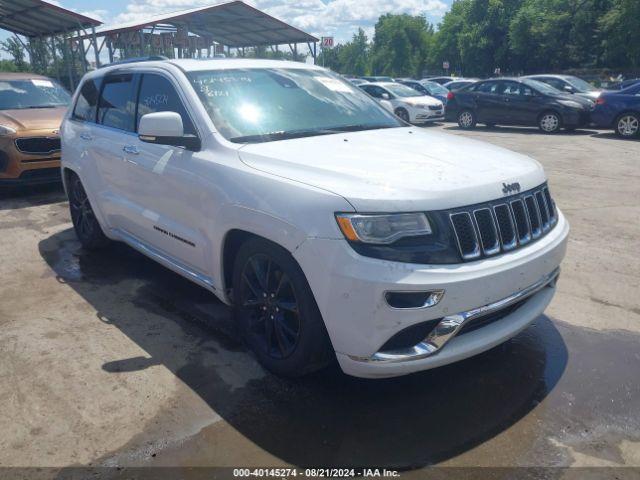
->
left=232, top=238, right=333, bottom=377
left=457, top=110, right=476, bottom=129
left=68, top=173, right=110, bottom=250
left=395, top=108, right=410, bottom=123
left=538, top=111, right=562, bottom=134
left=614, top=113, right=640, bottom=138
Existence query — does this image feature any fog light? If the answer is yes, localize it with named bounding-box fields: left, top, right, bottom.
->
left=385, top=290, right=444, bottom=309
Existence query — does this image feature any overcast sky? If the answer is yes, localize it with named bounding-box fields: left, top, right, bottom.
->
left=0, top=0, right=452, bottom=57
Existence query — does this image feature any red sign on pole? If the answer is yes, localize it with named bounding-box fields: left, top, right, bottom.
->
left=321, top=37, right=334, bottom=48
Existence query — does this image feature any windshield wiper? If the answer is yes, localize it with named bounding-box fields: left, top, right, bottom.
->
left=230, top=128, right=336, bottom=143
left=230, top=124, right=397, bottom=143
left=323, top=123, right=397, bottom=133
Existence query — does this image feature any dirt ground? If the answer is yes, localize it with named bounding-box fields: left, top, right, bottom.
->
left=0, top=124, right=638, bottom=479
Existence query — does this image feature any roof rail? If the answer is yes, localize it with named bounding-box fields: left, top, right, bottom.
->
left=101, top=55, right=168, bottom=68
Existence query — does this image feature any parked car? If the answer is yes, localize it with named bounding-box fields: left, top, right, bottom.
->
left=360, top=75, right=394, bottom=82
left=347, top=78, right=367, bottom=86
left=425, top=76, right=454, bottom=85
left=524, top=74, right=602, bottom=100
left=359, top=82, right=444, bottom=123
left=444, top=79, right=480, bottom=91
left=590, top=82, right=640, bottom=138
left=0, top=73, right=71, bottom=186
left=397, top=79, right=450, bottom=104
left=606, top=78, right=640, bottom=90
left=61, top=58, right=568, bottom=378
left=445, top=77, right=594, bottom=133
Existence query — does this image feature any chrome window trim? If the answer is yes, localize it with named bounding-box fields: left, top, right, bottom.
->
left=350, top=268, right=560, bottom=364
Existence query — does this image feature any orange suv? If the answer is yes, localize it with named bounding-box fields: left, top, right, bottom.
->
left=0, top=73, right=70, bottom=186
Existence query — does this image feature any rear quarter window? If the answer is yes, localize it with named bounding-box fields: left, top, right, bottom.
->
left=72, top=77, right=102, bottom=122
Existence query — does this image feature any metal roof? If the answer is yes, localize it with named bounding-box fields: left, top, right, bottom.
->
left=81, top=1, right=318, bottom=47
left=0, top=0, right=101, bottom=37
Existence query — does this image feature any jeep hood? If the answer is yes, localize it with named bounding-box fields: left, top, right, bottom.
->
left=0, top=107, right=66, bottom=132
left=238, top=127, right=546, bottom=212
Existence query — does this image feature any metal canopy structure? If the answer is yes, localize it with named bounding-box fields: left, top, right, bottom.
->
left=76, top=1, right=319, bottom=64
left=88, top=1, right=317, bottom=47
left=0, top=0, right=101, bottom=36
left=0, top=0, right=102, bottom=90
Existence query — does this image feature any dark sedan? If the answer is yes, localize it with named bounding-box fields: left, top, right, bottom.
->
left=443, top=79, right=479, bottom=91
left=445, top=78, right=594, bottom=133
left=591, top=83, right=640, bottom=138
left=524, top=74, right=602, bottom=101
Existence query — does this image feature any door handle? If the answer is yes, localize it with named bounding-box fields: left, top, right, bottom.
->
left=122, top=145, right=140, bottom=155
left=80, top=133, right=92, bottom=141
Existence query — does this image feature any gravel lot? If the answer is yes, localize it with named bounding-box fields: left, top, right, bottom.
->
left=0, top=124, right=638, bottom=478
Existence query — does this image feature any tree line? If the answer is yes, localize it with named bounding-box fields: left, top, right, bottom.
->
left=318, top=0, right=640, bottom=78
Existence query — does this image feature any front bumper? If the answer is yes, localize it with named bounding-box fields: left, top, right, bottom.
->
left=294, top=211, right=569, bottom=378
left=562, top=108, right=591, bottom=128
left=0, top=133, right=61, bottom=186
left=408, top=106, right=445, bottom=123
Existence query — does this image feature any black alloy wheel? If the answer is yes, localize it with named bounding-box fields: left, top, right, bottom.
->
left=233, top=238, right=332, bottom=377
left=68, top=174, right=110, bottom=249
left=238, top=253, right=301, bottom=359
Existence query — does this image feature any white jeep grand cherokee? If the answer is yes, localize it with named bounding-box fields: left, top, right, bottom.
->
left=60, top=58, right=569, bottom=378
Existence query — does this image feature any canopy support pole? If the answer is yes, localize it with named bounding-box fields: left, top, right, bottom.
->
left=91, top=26, right=100, bottom=68
left=50, top=36, right=61, bottom=82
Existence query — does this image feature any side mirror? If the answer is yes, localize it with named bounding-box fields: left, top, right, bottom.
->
left=381, top=92, right=391, bottom=100
left=563, top=85, right=575, bottom=93
left=379, top=99, right=394, bottom=112
left=138, top=112, right=201, bottom=151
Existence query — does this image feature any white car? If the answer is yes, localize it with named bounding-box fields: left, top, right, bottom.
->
left=61, top=58, right=568, bottom=378
left=359, top=81, right=445, bottom=123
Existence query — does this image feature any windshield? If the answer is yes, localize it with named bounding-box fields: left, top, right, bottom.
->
left=384, top=83, right=423, bottom=98
left=420, top=80, right=448, bottom=95
left=523, top=79, right=563, bottom=95
left=565, top=76, right=597, bottom=92
left=189, top=68, right=402, bottom=143
left=0, top=79, right=70, bottom=110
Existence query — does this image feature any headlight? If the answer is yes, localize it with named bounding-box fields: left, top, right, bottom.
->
left=557, top=100, right=582, bottom=109
left=336, top=213, right=432, bottom=244
left=0, top=125, right=16, bottom=136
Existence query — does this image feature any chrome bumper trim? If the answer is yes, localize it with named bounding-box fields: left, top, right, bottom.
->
left=349, top=268, right=560, bottom=364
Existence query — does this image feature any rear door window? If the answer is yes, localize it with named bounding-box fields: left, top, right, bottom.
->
left=97, top=74, right=137, bottom=132
left=502, top=82, right=522, bottom=96
left=136, top=74, right=195, bottom=135
left=476, top=81, right=499, bottom=93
